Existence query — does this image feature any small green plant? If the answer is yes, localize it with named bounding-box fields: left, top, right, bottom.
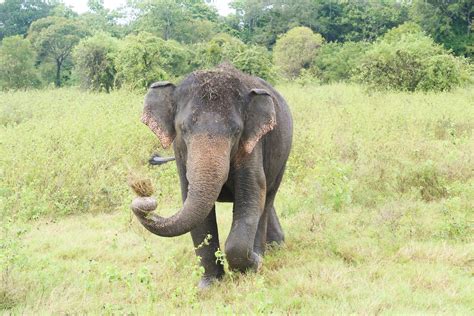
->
left=319, top=162, right=354, bottom=212
left=0, top=217, right=27, bottom=310
left=397, top=161, right=448, bottom=202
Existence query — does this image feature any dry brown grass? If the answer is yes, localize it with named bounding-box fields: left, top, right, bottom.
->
left=128, top=172, right=155, bottom=197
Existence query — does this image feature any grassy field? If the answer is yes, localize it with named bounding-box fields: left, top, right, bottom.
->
left=1, top=84, right=473, bottom=314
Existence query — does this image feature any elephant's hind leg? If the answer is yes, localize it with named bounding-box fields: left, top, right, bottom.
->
left=191, top=205, right=224, bottom=288
left=254, top=198, right=284, bottom=257
left=265, top=167, right=286, bottom=247
left=266, top=205, right=284, bottom=245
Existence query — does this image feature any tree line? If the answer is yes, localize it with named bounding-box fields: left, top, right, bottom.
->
left=0, top=0, right=472, bottom=92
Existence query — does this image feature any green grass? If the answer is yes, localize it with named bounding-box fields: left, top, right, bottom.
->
left=1, top=84, right=473, bottom=314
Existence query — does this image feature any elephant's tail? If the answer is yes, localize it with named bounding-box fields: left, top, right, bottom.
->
left=148, top=154, right=175, bottom=166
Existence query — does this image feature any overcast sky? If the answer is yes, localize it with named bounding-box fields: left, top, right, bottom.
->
left=63, top=0, right=233, bottom=16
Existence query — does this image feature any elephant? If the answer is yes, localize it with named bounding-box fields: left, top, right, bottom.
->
left=131, top=64, right=293, bottom=288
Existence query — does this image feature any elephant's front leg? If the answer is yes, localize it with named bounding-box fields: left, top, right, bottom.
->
left=225, top=164, right=266, bottom=272
left=191, top=205, right=224, bottom=288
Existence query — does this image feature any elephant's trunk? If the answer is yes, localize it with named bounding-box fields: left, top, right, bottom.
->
left=131, top=135, right=230, bottom=237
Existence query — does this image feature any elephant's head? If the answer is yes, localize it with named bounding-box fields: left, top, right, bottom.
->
left=132, top=70, right=276, bottom=237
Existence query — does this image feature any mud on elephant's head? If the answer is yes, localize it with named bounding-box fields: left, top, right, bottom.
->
left=141, top=65, right=277, bottom=157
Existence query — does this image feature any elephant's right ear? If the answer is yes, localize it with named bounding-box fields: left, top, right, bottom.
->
left=141, top=81, right=176, bottom=148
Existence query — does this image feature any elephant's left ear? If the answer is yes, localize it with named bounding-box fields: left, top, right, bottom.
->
left=241, top=89, right=277, bottom=154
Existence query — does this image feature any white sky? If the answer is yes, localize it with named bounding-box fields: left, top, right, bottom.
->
left=63, top=0, right=234, bottom=16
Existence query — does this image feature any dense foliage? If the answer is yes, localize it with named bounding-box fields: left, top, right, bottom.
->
left=114, top=32, right=191, bottom=90
left=190, top=33, right=275, bottom=81
left=28, top=16, right=89, bottom=87
left=0, top=0, right=55, bottom=39
left=410, top=0, right=473, bottom=58
left=0, top=0, right=472, bottom=91
left=356, top=23, right=472, bottom=91
left=273, top=27, right=324, bottom=78
left=0, top=36, right=40, bottom=90
left=72, top=33, right=118, bottom=92
left=311, top=41, right=371, bottom=83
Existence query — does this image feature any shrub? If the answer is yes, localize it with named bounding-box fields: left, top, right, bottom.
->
left=312, top=41, right=371, bottom=83
left=190, top=34, right=275, bottom=82
left=114, top=32, right=190, bottom=90
left=72, top=33, right=118, bottom=92
left=397, top=161, right=448, bottom=202
left=158, top=39, right=191, bottom=77
left=273, top=27, right=324, bottom=79
left=190, top=33, right=245, bottom=68
left=381, top=22, right=424, bottom=43
left=231, top=45, right=276, bottom=82
left=0, top=36, right=41, bottom=90
left=417, top=54, right=472, bottom=92
left=356, top=23, right=471, bottom=92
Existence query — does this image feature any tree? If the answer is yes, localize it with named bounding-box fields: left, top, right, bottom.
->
left=78, top=0, right=126, bottom=38
left=28, top=16, right=89, bottom=87
left=0, top=0, right=55, bottom=40
left=273, top=26, right=324, bottom=78
left=0, top=35, right=40, bottom=90
left=131, top=0, right=219, bottom=43
left=410, top=0, right=473, bottom=57
left=114, top=32, right=191, bottom=90
left=226, top=0, right=408, bottom=47
left=340, top=0, right=409, bottom=42
left=72, top=32, right=118, bottom=92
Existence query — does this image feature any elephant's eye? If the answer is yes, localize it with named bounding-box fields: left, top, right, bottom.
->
left=231, top=125, right=241, bottom=135
left=179, top=122, right=188, bottom=133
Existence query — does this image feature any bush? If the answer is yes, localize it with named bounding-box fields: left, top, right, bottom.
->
left=0, top=36, right=41, bottom=90
left=381, top=22, right=424, bottom=44
left=417, top=54, right=472, bottom=92
left=312, top=41, right=371, bottom=83
left=231, top=45, right=276, bottom=82
left=72, top=33, right=118, bottom=92
left=356, top=23, right=471, bottom=92
left=273, top=27, right=324, bottom=79
left=190, top=33, right=245, bottom=68
left=190, top=34, right=275, bottom=82
left=114, top=32, right=190, bottom=90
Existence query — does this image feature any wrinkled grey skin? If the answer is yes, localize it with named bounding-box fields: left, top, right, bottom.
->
left=131, top=65, right=293, bottom=288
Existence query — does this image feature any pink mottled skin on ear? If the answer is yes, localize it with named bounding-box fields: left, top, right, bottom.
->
left=141, top=111, right=173, bottom=148
left=243, top=117, right=276, bottom=154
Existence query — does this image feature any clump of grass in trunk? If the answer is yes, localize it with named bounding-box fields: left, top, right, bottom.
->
left=127, top=172, right=155, bottom=197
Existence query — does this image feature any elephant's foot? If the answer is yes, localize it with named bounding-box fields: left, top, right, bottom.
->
left=198, top=274, right=223, bottom=290
left=266, top=234, right=284, bottom=246
left=266, top=220, right=284, bottom=246
left=226, top=248, right=263, bottom=273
